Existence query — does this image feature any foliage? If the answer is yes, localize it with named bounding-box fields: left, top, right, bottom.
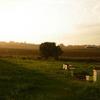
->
left=0, top=58, right=100, bottom=100
left=39, top=42, right=63, bottom=59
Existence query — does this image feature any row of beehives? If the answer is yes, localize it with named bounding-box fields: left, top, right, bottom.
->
left=63, top=64, right=100, bottom=82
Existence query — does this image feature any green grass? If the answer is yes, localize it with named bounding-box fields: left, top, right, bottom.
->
left=0, top=58, right=100, bottom=100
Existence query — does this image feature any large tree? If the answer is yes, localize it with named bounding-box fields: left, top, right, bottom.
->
left=39, top=42, right=63, bottom=59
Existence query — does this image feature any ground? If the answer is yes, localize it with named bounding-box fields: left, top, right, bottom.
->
left=0, top=58, right=100, bottom=100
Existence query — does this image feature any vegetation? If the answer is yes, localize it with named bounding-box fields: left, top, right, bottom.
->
left=0, top=58, right=100, bottom=100
left=40, top=42, right=63, bottom=59
left=0, top=42, right=100, bottom=61
left=0, top=42, right=100, bottom=99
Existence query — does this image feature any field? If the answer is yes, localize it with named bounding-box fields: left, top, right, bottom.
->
left=62, top=48, right=100, bottom=57
left=0, top=58, right=100, bottom=100
left=0, top=47, right=100, bottom=62
left=0, top=48, right=38, bottom=57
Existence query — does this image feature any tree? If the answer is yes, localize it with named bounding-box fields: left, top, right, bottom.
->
left=39, top=42, right=63, bottom=59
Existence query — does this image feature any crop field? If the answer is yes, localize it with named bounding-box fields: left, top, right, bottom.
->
left=0, top=47, right=100, bottom=57
left=62, top=48, right=100, bottom=57
left=0, top=48, right=39, bottom=58
left=0, top=58, right=100, bottom=100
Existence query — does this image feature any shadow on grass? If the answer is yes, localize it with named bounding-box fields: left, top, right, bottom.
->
left=0, top=59, right=100, bottom=100
left=0, top=59, right=73, bottom=100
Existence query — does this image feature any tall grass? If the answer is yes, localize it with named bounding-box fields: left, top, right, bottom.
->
left=0, top=58, right=100, bottom=100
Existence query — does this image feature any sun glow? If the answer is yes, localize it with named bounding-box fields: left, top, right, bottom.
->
left=0, top=0, right=76, bottom=43
left=0, top=0, right=100, bottom=45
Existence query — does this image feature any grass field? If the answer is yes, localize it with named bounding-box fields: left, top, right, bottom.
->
left=0, top=58, right=100, bottom=100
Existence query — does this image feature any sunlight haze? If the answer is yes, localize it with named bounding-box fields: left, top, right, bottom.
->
left=0, top=0, right=100, bottom=45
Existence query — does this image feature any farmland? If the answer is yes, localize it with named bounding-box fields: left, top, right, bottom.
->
left=62, top=47, right=100, bottom=57
left=0, top=58, right=100, bottom=100
left=0, top=42, right=100, bottom=58
left=0, top=42, right=100, bottom=100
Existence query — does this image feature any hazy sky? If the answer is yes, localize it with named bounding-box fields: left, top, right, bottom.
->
left=0, top=0, right=100, bottom=45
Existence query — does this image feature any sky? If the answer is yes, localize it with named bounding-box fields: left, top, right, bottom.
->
left=0, top=0, right=100, bottom=45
